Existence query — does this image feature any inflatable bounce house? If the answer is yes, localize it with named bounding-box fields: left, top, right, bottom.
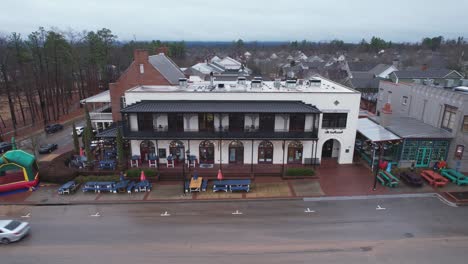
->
left=0, top=138, right=39, bottom=193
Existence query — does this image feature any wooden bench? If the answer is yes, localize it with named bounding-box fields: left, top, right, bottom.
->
left=378, top=171, right=399, bottom=188
left=440, top=169, right=468, bottom=186
left=420, top=170, right=448, bottom=187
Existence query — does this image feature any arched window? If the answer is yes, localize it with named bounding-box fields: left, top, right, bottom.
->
left=169, top=140, right=185, bottom=160
left=140, top=140, right=155, bottom=161
left=199, top=140, right=215, bottom=164
left=229, top=141, right=244, bottom=164
left=258, top=141, right=274, bottom=164
left=287, top=141, right=303, bottom=164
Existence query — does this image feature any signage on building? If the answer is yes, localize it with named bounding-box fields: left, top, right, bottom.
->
left=455, top=145, right=464, bottom=159
left=325, top=130, right=344, bottom=134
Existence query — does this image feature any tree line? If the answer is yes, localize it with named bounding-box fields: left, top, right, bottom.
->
left=0, top=27, right=187, bottom=135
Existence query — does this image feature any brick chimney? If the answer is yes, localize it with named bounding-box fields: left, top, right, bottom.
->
left=156, top=46, right=169, bottom=55
left=133, top=49, right=149, bottom=63
left=380, top=102, right=393, bottom=127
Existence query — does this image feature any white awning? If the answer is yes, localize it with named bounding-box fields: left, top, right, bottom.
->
left=80, top=90, right=111, bottom=104
left=357, top=118, right=401, bottom=142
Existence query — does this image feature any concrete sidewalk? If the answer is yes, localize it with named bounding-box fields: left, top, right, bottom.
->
left=0, top=179, right=326, bottom=205
left=1, top=163, right=467, bottom=205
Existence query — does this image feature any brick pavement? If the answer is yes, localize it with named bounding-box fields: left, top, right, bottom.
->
left=1, top=163, right=465, bottom=205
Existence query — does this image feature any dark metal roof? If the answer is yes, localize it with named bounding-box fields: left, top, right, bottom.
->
left=121, top=100, right=320, bottom=114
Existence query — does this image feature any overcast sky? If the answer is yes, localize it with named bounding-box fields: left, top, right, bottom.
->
left=1, top=0, right=467, bottom=42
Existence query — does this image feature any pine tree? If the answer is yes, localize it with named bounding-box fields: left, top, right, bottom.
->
left=83, top=106, right=94, bottom=163
left=72, top=122, right=79, bottom=154
left=116, top=126, right=125, bottom=170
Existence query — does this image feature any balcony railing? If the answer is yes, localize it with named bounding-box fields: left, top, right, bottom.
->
left=123, top=126, right=318, bottom=140
left=90, top=112, right=113, bottom=121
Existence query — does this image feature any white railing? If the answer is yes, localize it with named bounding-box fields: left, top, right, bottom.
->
left=89, top=112, right=113, bottom=121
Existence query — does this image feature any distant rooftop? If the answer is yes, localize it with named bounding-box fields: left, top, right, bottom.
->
left=127, top=76, right=358, bottom=94
left=392, top=69, right=463, bottom=79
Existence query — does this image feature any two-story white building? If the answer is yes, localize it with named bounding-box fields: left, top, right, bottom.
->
left=105, top=76, right=360, bottom=176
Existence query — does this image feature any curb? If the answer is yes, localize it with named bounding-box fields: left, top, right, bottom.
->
left=1, top=196, right=304, bottom=206
left=1, top=192, right=452, bottom=207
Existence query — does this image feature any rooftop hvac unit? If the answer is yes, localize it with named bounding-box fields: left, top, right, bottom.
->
left=309, top=79, right=321, bottom=87
left=237, top=76, right=246, bottom=85
left=274, top=79, right=281, bottom=89
left=286, top=79, right=297, bottom=88
left=251, top=80, right=262, bottom=89
left=178, top=78, right=188, bottom=87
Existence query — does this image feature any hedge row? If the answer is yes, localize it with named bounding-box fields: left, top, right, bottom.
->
left=286, top=168, right=315, bottom=176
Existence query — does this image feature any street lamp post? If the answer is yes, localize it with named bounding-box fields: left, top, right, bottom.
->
left=372, top=142, right=383, bottom=191
left=177, top=151, right=185, bottom=194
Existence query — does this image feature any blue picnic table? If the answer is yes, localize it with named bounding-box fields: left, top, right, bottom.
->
left=135, top=180, right=152, bottom=192
left=82, top=181, right=115, bottom=193
left=212, top=179, right=251, bottom=192
left=111, top=180, right=130, bottom=193
left=99, top=160, right=116, bottom=170
left=58, top=181, right=78, bottom=195
left=127, top=181, right=136, bottom=193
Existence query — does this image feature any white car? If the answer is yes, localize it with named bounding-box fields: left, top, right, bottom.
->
left=72, top=126, right=96, bottom=137
left=72, top=126, right=85, bottom=137
left=0, top=220, right=30, bottom=244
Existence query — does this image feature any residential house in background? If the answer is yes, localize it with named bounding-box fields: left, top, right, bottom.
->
left=389, top=69, right=464, bottom=87
left=188, top=56, right=251, bottom=81
left=368, top=64, right=398, bottom=79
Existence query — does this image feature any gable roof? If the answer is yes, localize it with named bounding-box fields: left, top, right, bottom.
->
left=148, top=54, right=185, bottom=85
left=392, top=69, right=463, bottom=79
left=369, top=64, right=395, bottom=76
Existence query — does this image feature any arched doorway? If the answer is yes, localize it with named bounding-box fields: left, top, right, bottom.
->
left=258, top=140, right=274, bottom=164
left=140, top=140, right=155, bottom=162
left=199, top=140, right=215, bottom=164
left=169, top=140, right=185, bottom=164
left=322, top=139, right=340, bottom=159
left=287, top=141, right=303, bottom=164
left=229, top=141, right=244, bottom=164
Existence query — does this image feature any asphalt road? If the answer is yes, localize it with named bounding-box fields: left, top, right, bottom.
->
left=19, top=120, right=84, bottom=160
left=1, top=197, right=468, bottom=263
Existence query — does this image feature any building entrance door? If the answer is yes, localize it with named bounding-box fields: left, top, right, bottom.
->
left=416, top=147, right=432, bottom=167
left=322, top=139, right=334, bottom=158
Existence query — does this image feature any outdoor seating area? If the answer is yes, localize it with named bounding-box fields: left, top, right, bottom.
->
left=377, top=171, right=399, bottom=188
left=58, top=181, right=79, bottom=195
left=212, top=179, right=251, bottom=192
left=399, top=171, right=423, bottom=187
left=420, top=170, right=448, bottom=187
left=99, top=160, right=116, bottom=170
left=440, top=169, right=468, bottom=186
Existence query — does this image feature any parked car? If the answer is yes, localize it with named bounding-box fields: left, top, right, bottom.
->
left=45, top=124, right=63, bottom=134
left=399, top=171, right=424, bottom=187
left=72, top=126, right=96, bottom=137
left=38, top=143, right=58, bottom=154
left=0, top=220, right=30, bottom=244
left=0, top=142, right=13, bottom=153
